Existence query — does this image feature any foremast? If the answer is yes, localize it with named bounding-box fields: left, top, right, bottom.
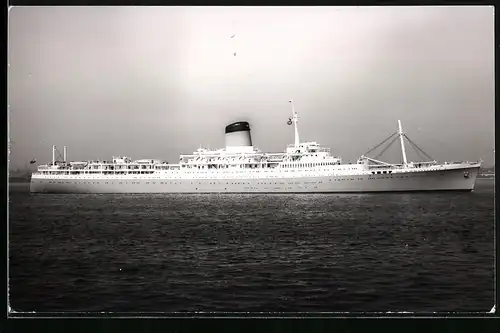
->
left=398, top=120, right=408, bottom=165
left=289, top=100, right=300, bottom=147
left=358, top=120, right=438, bottom=167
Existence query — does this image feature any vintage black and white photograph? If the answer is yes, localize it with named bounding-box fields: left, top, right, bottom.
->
left=8, top=6, right=494, bottom=313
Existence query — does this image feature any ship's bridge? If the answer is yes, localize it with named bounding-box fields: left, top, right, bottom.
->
left=112, top=156, right=132, bottom=164
left=286, top=141, right=331, bottom=154
left=285, top=142, right=341, bottom=164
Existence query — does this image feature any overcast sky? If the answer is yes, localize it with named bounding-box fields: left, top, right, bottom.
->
left=8, top=6, right=494, bottom=169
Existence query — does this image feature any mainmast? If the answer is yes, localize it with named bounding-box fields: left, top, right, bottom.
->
left=289, top=100, right=300, bottom=147
left=398, top=120, right=408, bottom=165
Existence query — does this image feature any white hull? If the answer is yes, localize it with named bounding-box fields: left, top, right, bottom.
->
left=30, top=166, right=480, bottom=194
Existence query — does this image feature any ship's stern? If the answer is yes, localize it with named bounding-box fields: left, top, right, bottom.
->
left=29, top=173, right=45, bottom=193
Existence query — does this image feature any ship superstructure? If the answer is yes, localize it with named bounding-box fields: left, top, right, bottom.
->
left=30, top=101, right=481, bottom=193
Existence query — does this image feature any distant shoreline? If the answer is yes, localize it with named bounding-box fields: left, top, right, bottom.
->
left=9, top=177, right=31, bottom=183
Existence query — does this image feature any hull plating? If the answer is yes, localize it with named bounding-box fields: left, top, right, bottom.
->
left=30, top=167, right=480, bottom=194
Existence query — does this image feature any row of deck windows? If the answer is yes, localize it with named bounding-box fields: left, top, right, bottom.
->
left=39, top=162, right=351, bottom=174
left=39, top=169, right=399, bottom=177
left=43, top=174, right=417, bottom=186
left=372, top=171, right=393, bottom=175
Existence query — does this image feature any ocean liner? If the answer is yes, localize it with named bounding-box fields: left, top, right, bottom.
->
left=30, top=101, right=481, bottom=194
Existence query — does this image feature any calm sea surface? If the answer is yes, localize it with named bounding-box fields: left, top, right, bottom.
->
left=9, top=180, right=494, bottom=313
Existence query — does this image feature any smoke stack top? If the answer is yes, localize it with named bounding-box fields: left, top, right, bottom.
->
left=224, top=121, right=253, bottom=152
